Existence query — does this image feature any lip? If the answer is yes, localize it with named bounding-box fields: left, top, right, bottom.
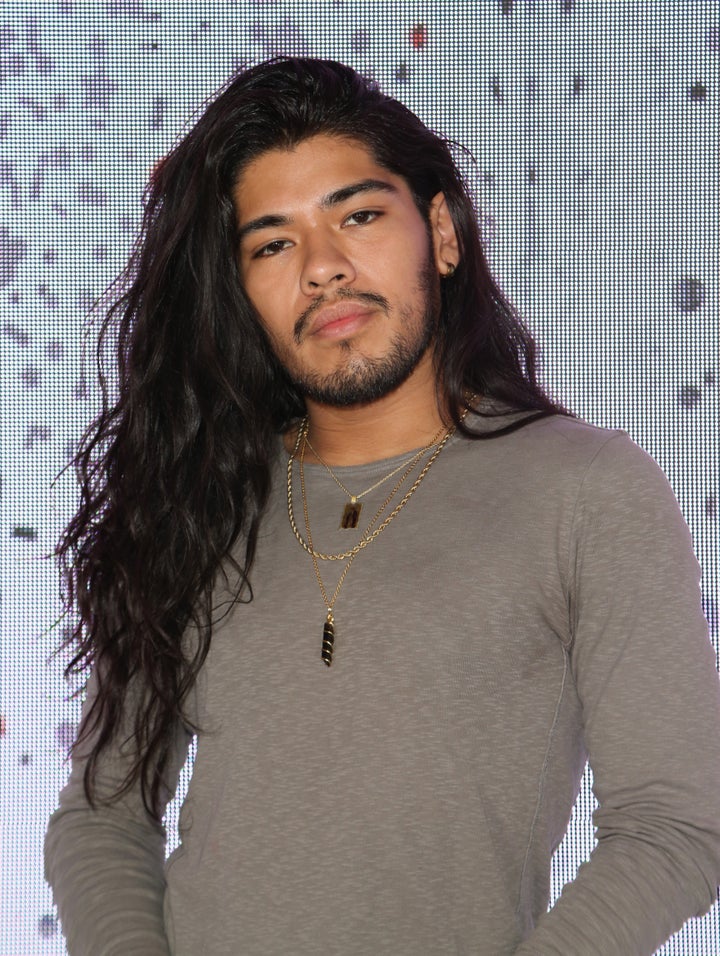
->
left=307, top=301, right=376, bottom=338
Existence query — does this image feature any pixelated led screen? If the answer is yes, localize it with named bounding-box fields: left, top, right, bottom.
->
left=1, top=2, right=718, bottom=954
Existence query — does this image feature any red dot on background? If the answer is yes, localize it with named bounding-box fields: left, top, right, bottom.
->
left=410, top=24, right=427, bottom=50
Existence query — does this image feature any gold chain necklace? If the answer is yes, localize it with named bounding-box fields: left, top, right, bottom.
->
left=299, top=435, right=397, bottom=666
left=303, top=429, right=443, bottom=530
left=287, top=418, right=458, bottom=562
left=289, top=413, right=465, bottom=665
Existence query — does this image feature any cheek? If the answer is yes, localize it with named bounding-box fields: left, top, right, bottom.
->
left=242, top=276, right=283, bottom=328
left=244, top=261, right=299, bottom=310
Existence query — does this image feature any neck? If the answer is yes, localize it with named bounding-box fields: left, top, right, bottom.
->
left=289, top=363, right=449, bottom=467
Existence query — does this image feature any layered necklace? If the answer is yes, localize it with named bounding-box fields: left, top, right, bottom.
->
left=287, top=412, right=466, bottom=666
left=302, top=431, right=442, bottom=530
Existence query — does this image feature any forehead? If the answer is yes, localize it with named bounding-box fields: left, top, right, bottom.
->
left=232, top=134, right=409, bottom=217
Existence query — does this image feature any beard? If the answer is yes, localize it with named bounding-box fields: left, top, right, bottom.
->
left=280, top=254, right=440, bottom=409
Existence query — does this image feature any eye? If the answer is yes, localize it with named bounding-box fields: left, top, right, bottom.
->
left=252, top=238, right=292, bottom=259
left=343, top=209, right=381, bottom=227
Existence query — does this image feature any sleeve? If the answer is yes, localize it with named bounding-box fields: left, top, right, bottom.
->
left=44, top=669, right=193, bottom=956
left=515, top=434, right=720, bottom=955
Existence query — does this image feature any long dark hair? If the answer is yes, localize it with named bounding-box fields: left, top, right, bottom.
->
left=59, top=57, right=567, bottom=819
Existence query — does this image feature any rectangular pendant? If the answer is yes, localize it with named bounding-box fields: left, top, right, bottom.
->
left=321, top=618, right=335, bottom=667
left=340, top=501, right=362, bottom=529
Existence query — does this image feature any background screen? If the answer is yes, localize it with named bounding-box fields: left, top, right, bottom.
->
left=1, top=2, right=718, bottom=953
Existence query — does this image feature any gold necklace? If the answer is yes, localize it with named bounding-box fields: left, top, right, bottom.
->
left=290, top=414, right=463, bottom=665
left=287, top=418, right=458, bottom=562
left=299, top=435, right=396, bottom=665
left=303, top=429, right=443, bottom=530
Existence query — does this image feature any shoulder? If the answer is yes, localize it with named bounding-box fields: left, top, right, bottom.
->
left=521, top=415, right=658, bottom=484
left=506, top=413, right=624, bottom=459
left=454, top=411, right=682, bottom=525
left=461, top=410, right=655, bottom=484
left=524, top=417, right=686, bottom=544
left=531, top=416, right=673, bottom=496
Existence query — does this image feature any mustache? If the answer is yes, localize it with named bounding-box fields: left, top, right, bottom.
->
left=293, top=288, right=390, bottom=343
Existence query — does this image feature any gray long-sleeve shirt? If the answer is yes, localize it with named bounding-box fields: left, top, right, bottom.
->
left=45, top=414, right=720, bottom=954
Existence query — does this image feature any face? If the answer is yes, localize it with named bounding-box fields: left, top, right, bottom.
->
left=233, top=134, right=457, bottom=407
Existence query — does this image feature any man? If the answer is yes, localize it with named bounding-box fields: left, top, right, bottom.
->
left=45, top=57, right=720, bottom=955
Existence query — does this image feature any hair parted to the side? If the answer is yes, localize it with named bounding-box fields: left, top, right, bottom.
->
left=58, top=56, right=568, bottom=819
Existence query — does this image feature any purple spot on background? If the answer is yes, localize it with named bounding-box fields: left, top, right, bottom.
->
left=3, top=323, right=30, bottom=346
left=38, top=914, right=58, bottom=938
left=46, top=339, right=63, bottom=360
left=678, top=385, right=702, bottom=409
left=55, top=721, right=77, bottom=751
left=350, top=31, right=369, bottom=54
left=31, top=147, right=71, bottom=200
left=80, top=72, right=118, bottom=110
left=0, top=52, right=26, bottom=83
left=37, top=284, right=59, bottom=309
left=251, top=17, right=309, bottom=56
left=24, top=425, right=51, bottom=449
left=77, top=183, right=108, bottom=206
left=674, top=277, right=705, bottom=313
left=0, top=160, right=21, bottom=206
left=0, top=23, right=17, bottom=48
left=150, top=96, right=166, bottom=130
left=17, top=95, right=47, bottom=121
left=20, top=365, right=41, bottom=388
left=25, top=18, right=54, bottom=74
left=0, top=227, right=28, bottom=286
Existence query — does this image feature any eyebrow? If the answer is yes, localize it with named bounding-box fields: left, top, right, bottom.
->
left=236, top=178, right=398, bottom=243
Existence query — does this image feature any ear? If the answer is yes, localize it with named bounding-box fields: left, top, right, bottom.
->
left=428, top=192, right=460, bottom=277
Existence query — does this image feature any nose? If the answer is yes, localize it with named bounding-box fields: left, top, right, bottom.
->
left=299, top=231, right=356, bottom=295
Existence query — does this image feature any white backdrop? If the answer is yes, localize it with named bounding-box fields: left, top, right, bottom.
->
left=1, top=1, right=718, bottom=953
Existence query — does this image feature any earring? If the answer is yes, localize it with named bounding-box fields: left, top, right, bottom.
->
left=442, top=262, right=456, bottom=279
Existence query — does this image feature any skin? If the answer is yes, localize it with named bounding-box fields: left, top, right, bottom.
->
left=233, top=134, right=460, bottom=465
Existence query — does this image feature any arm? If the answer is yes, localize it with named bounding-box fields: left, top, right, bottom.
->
left=45, top=671, right=192, bottom=956
left=516, top=435, right=720, bottom=955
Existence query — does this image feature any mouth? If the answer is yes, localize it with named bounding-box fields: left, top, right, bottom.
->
left=294, top=290, right=390, bottom=343
left=305, top=301, right=377, bottom=340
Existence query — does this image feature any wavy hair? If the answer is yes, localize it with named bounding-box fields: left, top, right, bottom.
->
left=59, top=57, right=567, bottom=819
